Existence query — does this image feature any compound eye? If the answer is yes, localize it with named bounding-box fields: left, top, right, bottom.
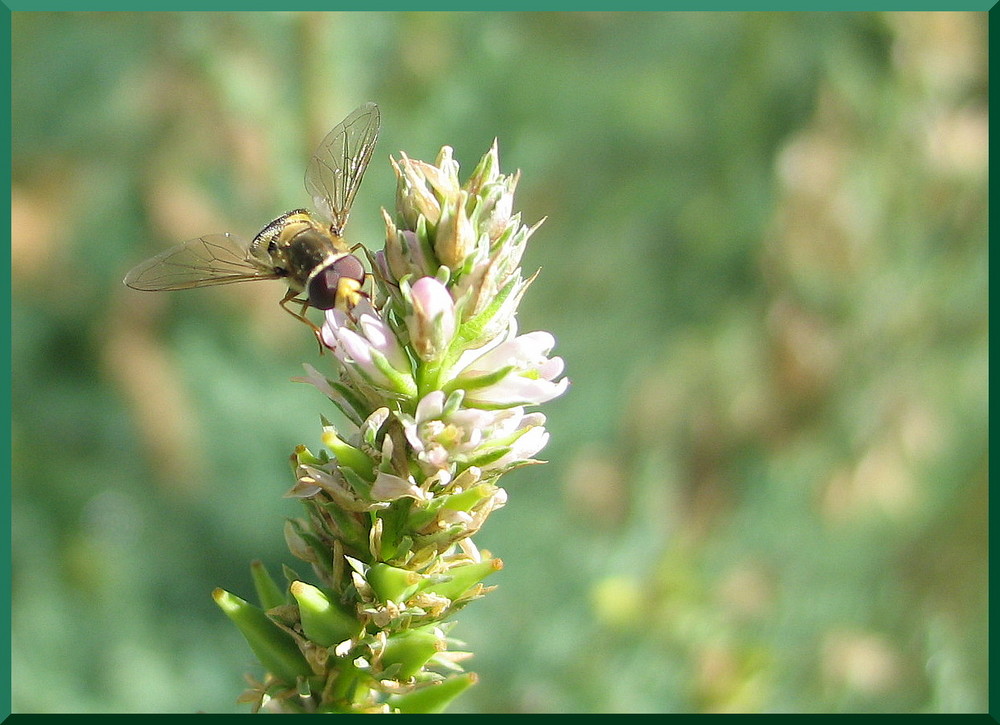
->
left=307, top=255, right=366, bottom=310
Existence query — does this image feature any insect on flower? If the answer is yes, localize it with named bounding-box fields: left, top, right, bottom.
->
left=124, top=102, right=381, bottom=330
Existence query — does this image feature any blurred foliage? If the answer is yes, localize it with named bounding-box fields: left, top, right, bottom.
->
left=10, top=11, right=986, bottom=714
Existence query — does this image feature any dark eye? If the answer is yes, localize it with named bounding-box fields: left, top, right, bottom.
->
left=307, top=255, right=366, bottom=310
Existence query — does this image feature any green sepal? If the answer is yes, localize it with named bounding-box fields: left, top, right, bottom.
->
left=370, top=348, right=418, bottom=398
left=423, top=558, right=503, bottom=600
left=449, top=273, right=520, bottom=353
left=319, top=501, right=368, bottom=550
left=322, top=656, right=369, bottom=706
left=381, top=627, right=444, bottom=679
left=415, top=214, right=436, bottom=255
left=285, top=518, right=334, bottom=572
left=407, top=483, right=493, bottom=530
left=321, top=429, right=376, bottom=480
left=368, top=562, right=422, bottom=603
left=406, top=506, right=439, bottom=531
left=250, top=560, right=286, bottom=610
left=393, top=535, right=414, bottom=562
left=212, top=588, right=311, bottom=684
left=388, top=672, right=478, bottom=714
left=375, top=500, right=413, bottom=561
left=441, top=388, right=465, bottom=418
left=291, top=444, right=327, bottom=468
left=412, top=524, right=466, bottom=552
left=281, top=563, right=303, bottom=587
left=442, top=364, right=515, bottom=397
left=465, top=139, right=499, bottom=194
left=289, top=581, right=358, bottom=647
left=329, top=381, right=369, bottom=426
left=438, top=483, right=494, bottom=513
left=338, top=465, right=375, bottom=501
left=462, top=446, right=511, bottom=470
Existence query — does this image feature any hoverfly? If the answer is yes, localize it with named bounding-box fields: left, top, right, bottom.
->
left=124, top=102, right=380, bottom=331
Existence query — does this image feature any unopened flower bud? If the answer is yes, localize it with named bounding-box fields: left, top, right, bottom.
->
left=420, top=146, right=461, bottom=201
left=290, top=580, right=358, bottom=646
left=380, top=627, right=445, bottom=679
left=393, top=154, right=442, bottom=227
left=435, top=191, right=477, bottom=270
left=406, top=277, right=457, bottom=362
left=465, top=139, right=501, bottom=196
left=387, top=672, right=478, bottom=714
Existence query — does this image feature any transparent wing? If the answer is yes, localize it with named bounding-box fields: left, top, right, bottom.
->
left=305, top=102, right=380, bottom=236
left=123, top=233, right=280, bottom=291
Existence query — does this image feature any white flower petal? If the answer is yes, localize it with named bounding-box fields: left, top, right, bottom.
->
left=415, top=391, right=447, bottom=423
left=466, top=373, right=569, bottom=406
left=371, top=472, right=428, bottom=501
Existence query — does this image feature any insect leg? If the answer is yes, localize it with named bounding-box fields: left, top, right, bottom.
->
left=279, top=289, right=326, bottom=354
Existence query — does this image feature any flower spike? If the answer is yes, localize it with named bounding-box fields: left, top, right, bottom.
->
left=218, top=132, right=566, bottom=713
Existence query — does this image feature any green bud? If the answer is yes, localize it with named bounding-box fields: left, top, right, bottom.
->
left=289, top=581, right=358, bottom=647
left=291, top=444, right=326, bottom=468
left=250, top=560, right=286, bottom=610
left=381, top=627, right=444, bottom=679
left=367, top=562, right=422, bottom=603
left=388, top=672, right=478, bottom=714
left=423, top=558, right=503, bottom=600
left=321, top=429, right=375, bottom=480
left=212, top=588, right=311, bottom=684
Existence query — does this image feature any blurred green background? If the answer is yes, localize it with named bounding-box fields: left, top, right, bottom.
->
left=11, top=11, right=987, bottom=714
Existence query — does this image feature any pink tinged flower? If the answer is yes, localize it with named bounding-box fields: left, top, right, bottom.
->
left=401, top=391, right=552, bottom=476
left=455, top=331, right=569, bottom=408
left=321, top=300, right=416, bottom=396
left=406, top=277, right=457, bottom=362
